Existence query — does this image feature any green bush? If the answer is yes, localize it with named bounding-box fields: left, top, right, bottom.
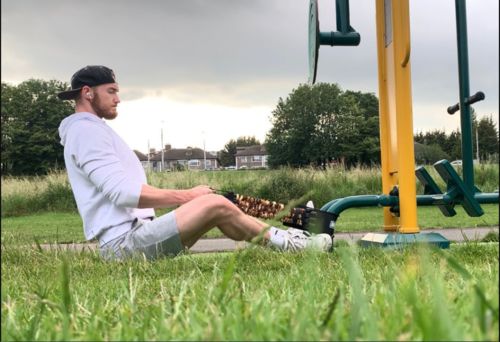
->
left=257, top=168, right=309, bottom=203
left=39, top=181, right=77, bottom=212
left=475, top=163, right=500, bottom=192
left=1, top=174, right=76, bottom=217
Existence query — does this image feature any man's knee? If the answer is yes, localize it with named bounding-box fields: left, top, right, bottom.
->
left=201, top=194, right=237, bottom=219
left=175, top=194, right=238, bottom=233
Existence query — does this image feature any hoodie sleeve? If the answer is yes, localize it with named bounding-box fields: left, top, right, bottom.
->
left=66, top=120, right=142, bottom=208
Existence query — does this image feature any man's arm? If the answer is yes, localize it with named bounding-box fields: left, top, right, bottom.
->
left=69, top=122, right=143, bottom=208
left=137, top=184, right=215, bottom=209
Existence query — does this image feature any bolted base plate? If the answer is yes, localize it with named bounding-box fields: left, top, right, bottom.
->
left=359, top=232, right=450, bottom=249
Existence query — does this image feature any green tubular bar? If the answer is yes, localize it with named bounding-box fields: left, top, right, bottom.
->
left=320, top=159, right=498, bottom=225
left=318, top=0, right=360, bottom=47
left=454, top=0, right=475, bottom=193
left=320, top=194, right=397, bottom=213
left=320, top=192, right=498, bottom=220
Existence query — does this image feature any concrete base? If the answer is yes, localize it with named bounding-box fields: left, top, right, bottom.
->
left=359, top=232, right=450, bottom=249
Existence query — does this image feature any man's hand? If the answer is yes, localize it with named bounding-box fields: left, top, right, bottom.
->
left=189, top=185, right=216, bottom=199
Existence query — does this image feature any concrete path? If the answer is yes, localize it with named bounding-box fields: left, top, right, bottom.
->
left=38, top=226, right=498, bottom=254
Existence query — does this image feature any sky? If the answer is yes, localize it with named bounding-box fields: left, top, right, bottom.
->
left=2, top=0, right=498, bottom=153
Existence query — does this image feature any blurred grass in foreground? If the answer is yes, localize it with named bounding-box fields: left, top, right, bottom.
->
left=1, top=239, right=498, bottom=341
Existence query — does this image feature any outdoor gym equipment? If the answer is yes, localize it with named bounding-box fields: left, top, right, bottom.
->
left=307, top=0, right=499, bottom=248
left=218, top=190, right=286, bottom=219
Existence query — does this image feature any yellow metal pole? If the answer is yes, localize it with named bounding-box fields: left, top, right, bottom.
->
left=375, top=0, right=419, bottom=233
left=375, top=0, right=398, bottom=231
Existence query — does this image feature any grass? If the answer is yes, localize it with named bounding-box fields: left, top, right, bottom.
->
left=2, top=164, right=498, bottom=217
left=1, top=239, right=498, bottom=340
left=1, top=205, right=498, bottom=245
left=1, top=212, right=84, bottom=244
left=1, top=166, right=498, bottom=340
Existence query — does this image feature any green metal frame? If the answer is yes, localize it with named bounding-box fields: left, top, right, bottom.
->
left=415, top=166, right=456, bottom=216
left=320, top=160, right=499, bottom=230
left=312, top=0, right=500, bottom=232
left=319, top=0, right=360, bottom=46
left=454, top=0, right=475, bottom=192
left=308, top=0, right=498, bottom=246
left=308, top=0, right=360, bottom=84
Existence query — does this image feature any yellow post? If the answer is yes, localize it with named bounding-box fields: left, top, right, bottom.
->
left=375, top=0, right=419, bottom=233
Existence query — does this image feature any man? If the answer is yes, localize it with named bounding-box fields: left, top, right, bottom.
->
left=58, top=65, right=332, bottom=260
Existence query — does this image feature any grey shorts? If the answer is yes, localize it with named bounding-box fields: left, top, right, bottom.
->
left=100, top=211, right=185, bottom=261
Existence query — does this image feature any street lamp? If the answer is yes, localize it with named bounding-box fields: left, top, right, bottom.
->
left=147, top=139, right=151, bottom=171
left=202, top=130, right=207, bottom=170
left=161, top=120, right=165, bottom=172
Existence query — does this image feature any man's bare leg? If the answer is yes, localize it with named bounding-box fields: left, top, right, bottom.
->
left=173, top=194, right=271, bottom=248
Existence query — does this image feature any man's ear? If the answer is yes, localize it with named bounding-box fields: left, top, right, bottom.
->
left=82, top=86, right=93, bottom=99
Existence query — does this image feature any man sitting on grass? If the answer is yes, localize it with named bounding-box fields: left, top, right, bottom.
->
left=57, top=65, right=332, bottom=260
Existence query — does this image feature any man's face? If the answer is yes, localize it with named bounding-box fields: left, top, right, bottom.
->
left=91, top=83, right=120, bottom=120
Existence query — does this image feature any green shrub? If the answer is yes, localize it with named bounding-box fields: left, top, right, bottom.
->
left=257, top=168, right=309, bottom=203
left=1, top=172, right=76, bottom=217
left=475, top=163, right=500, bottom=192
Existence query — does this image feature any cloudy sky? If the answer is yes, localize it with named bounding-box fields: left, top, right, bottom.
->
left=2, top=0, right=498, bottom=152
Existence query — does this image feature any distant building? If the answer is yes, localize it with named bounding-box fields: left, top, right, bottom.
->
left=135, top=145, right=219, bottom=171
left=235, top=145, right=268, bottom=169
left=133, top=150, right=150, bottom=169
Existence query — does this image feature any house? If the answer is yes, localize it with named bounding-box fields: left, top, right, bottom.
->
left=235, top=145, right=268, bottom=169
left=133, top=150, right=150, bottom=169
left=135, top=145, right=219, bottom=171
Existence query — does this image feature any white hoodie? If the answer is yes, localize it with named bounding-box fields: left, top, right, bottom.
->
left=59, top=112, right=155, bottom=245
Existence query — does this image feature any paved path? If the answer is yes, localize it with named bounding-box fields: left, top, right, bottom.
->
left=38, top=226, right=498, bottom=254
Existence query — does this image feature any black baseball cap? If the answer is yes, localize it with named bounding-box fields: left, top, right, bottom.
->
left=57, top=65, right=116, bottom=100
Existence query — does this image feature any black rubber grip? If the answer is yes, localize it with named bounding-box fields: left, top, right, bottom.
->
left=447, top=103, right=460, bottom=115
left=447, top=91, right=485, bottom=115
left=464, top=91, right=485, bottom=105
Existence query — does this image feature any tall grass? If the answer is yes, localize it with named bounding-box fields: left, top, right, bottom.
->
left=1, top=172, right=76, bottom=217
left=1, top=164, right=498, bottom=217
left=1, top=237, right=498, bottom=340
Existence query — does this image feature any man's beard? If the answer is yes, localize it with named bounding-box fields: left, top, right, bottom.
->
left=91, top=95, right=117, bottom=120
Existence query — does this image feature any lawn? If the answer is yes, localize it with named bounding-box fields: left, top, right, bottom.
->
left=1, top=239, right=498, bottom=340
left=1, top=204, right=498, bottom=245
left=1, top=168, right=498, bottom=340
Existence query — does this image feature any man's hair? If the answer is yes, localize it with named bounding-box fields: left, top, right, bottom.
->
left=74, top=86, right=97, bottom=103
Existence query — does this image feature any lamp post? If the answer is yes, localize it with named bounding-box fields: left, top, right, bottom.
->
left=147, top=139, right=150, bottom=171
left=161, top=121, right=165, bottom=172
left=202, top=130, right=207, bottom=170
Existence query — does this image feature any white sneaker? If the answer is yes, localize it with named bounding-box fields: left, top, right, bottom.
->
left=282, top=228, right=332, bottom=252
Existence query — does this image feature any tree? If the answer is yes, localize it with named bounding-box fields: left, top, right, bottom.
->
left=447, top=109, right=498, bottom=163
left=477, top=115, right=499, bottom=162
left=414, top=142, right=450, bottom=164
left=218, top=136, right=260, bottom=167
left=446, top=129, right=462, bottom=160
left=340, top=90, right=380, bottom=165
left=265, top=83, right=379, bottom=168
left=416, top=129, right=448, bottom=149
left=413, top=109, right=500, bottom=163
left=1, top=79, right=73, bottom=175
left=415, top=128, right=462, bottom=161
